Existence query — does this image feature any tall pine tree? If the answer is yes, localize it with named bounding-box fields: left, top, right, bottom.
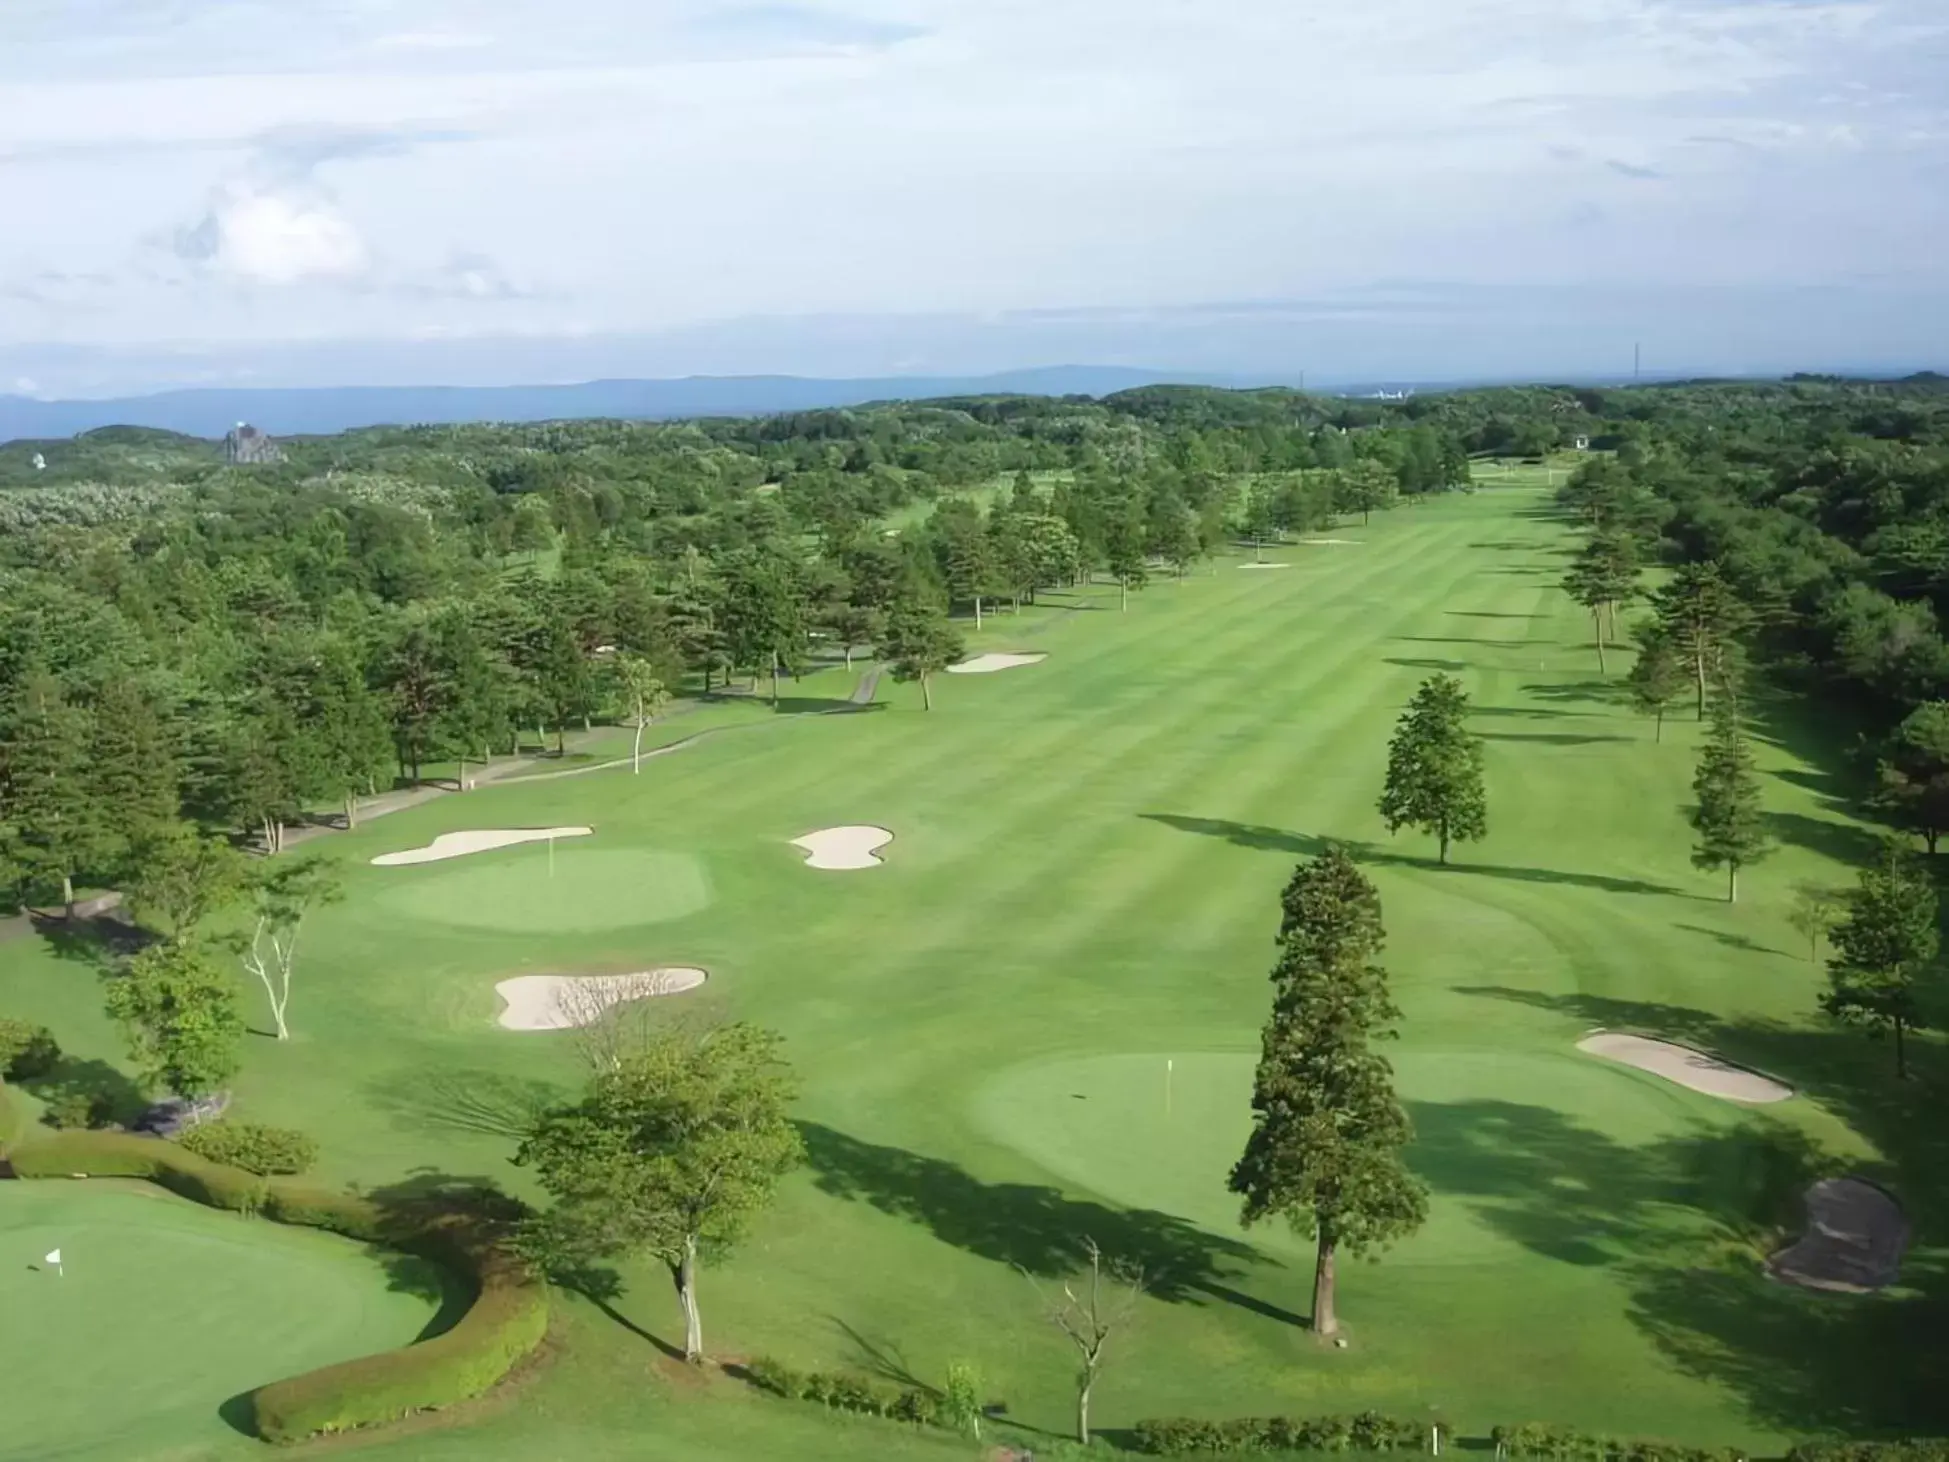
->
left=86, top=677, right=182, bottom=880
left=1378, top=674, right=1487, bottom=865
left=1689, top=690, right=1771, bottom=902
left=1, top=671, right=110, bottom=915
left=1230, top=846, right=1426, bottom=1337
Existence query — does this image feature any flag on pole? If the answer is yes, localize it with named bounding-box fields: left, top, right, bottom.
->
left=45, top=1248, right=62, bottom=1275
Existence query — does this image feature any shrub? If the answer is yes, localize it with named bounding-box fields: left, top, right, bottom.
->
left=1788, top=1445, right=1949, bottom=1462
left=42, top=1086, right=114, bottom=1130
left=0, top=1019, right=60, bottom=1081
left=178, top=1120, right=320, bottom=1175
left=1133, top=1413, right=1446, bottom=1455
left=1490, top=1423, right=1746, bottom=1462
left=8, top=1130, right=548, bottom=1443
left=742, top=1358, right=940, bottom=1428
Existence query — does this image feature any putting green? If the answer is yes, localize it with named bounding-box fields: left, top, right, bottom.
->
left=973, top=1049, right=1741, bottom=1268
left=0, top=1181, right=447, bottom=1462
left=373, top=846, right=711, bottom=933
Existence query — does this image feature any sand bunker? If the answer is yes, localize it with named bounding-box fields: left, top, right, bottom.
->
left=1237, top=562, right=1291, bottom=570
left=1576, top=1031, right=1793, bottom=1104
left=495, top=969, right=708, bottom=1031
left=1768, top=1177, right=1909, bottom=1293
left=791, top=825, right=893, bottom=870
left=1303, top=538, right=1359, bottom=545
left=948, top=653, right=1048, bottom=674
left=373, top=827, right=592, bottom=867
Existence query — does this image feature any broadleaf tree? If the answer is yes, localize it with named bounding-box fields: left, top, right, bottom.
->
left=104, top=941, right=245, bottom=1102
left=235, top=856, right=344, bottom=1041
left=516, top=1021, right=804, bottom=1362
left=1230, top=846, right=1427, bottom=1337
left=877, top=594, right=965, bottom=711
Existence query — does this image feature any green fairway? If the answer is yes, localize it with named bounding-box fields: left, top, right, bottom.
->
left=0, top=1182, right=446, bottom=1462
left=4, top=484, right=1940, bottom=1460
left=373, top=846, right=713, bottom=934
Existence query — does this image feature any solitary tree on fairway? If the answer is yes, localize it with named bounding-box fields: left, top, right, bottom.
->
left=1822, top=839, right=1938, bottom=1080
left=1231, top=847, right=1427, bottom=1338
left=1024, top=1238, right=1145, bottom=1446
left=1689, top=691, right=1771, bottom=903
left=104, top=942, right=244, bottom=1102
left=235, top=857, right=343, bottom=1041
left=1378, top=674, right=1487, bottom=865
left=878, top=597, right=965, bottom=711
left=1335, top=459, right=1398, bottom=526
left=516, top=1022, right=803, bottom=1362
left=1625, top=624, right=1686, bottom=741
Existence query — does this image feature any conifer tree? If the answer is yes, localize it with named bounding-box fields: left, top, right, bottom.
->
left=1625, top=623, right=1686, bottom=742
left=1230, top=846, right=1426, bottom=1337
left=1822, top=838, right=1938, bottom=1080
left=1378, top=674, right=1487, bottom=865
left=1, top=671, right=109, bottom=916
left=86, top=677, right=182, bottom=878
left=1689, top=690, right=1771, bottom=902
left=1562, top=530, right=1641, bottom=672
left=1653, top=561, right=1749, bottom=717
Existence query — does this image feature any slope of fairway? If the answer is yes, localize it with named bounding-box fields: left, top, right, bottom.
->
left=0, top=1182, right=447, bottom=1462
left=3, top=487, right=1936, bottom=1459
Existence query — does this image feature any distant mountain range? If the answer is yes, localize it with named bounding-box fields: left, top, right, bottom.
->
left=0, top=366, right=1303, bottom=443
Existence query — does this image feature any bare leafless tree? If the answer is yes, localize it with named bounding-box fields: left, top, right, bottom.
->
left=554, top=974, right=719, bottom=1074
left=1023, top=1237, right=1146, bottom=1445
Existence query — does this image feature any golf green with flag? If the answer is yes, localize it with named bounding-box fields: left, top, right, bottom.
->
left=0, top=1181, right=449, bottom=1462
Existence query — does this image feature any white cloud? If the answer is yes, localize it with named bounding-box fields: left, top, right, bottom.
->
left=176, top=181, right=370, bottom=283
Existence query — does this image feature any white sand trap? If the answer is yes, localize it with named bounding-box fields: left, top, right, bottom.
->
left=791, top=825, right=893, bottom=870
left=1237, top=562, right=1291, bottom=570
left=1576, top=1031, right=1793, bottom=1104
left=371, top=827, right=593, bottom=867
left=495, top=969, right=707, bottom=1031
left=1303, top=538, right=1360, bottom=545
left=948, top=653, right=1048, bottom=674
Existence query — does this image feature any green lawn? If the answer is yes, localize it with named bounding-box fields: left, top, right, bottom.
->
left=0, top=1181, right=445, bottom=1462
left=4, top=486, right=1945, bottom=1460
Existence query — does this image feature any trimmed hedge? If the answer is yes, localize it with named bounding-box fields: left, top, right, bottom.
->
left=178, top=1120, right=320, bottom=1176
left=1133, top=1413, right=1445, bottom=1454
left=1788, top=1446, right=1949, bottom=1462
left=8, top=1131, right=548, bottom=1443
left=744, top=1357, right=942, bottom=1426
left=1491, top=1424, right=1746, bottom=1462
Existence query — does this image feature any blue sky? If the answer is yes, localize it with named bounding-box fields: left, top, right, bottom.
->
left=1, top=0, right=1945, bottom=394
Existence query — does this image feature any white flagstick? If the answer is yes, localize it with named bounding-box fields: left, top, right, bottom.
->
left=1165, top=1058, right=1174, bottom=1117
left=45, top=1248, right=62, bottom=1277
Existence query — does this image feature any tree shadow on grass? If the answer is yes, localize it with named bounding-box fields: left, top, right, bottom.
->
left=20, top=1056, right=146, bottom=1128
left=1764, top=810, right=1884, bottom=867
left=364, top=1067, right=571, bottom=1140
left=1674, top=924, right=1790, bottom=958
left=1477, top=730, right=1630, bottom=746
left=1394, top=636, right=1537, bottom=648
left=1385, top=657, right=1469, bottom=673
left=32, top=911, right=153, bottom=971
left=831, top=1317, right=940, bottom=1394
left=1139, top=817, right=1692, bottom=898
left=796, top=1123, right=1285, bottom=1320
left=1472, top=705, right=1597, bottom=721
left=1408, top=1080, right=1949, bottom=1435
left=548, top=1259, right=687, bottom=1361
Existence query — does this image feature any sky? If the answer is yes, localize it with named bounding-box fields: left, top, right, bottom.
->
left=2, top=0, right=1946, bottom=396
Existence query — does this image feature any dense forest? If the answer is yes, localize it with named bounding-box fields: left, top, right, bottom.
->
left=2, top=374, right=1947, bottom=912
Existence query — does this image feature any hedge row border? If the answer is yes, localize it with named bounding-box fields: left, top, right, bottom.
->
left=3, top=1129, right=549, bottom=1444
